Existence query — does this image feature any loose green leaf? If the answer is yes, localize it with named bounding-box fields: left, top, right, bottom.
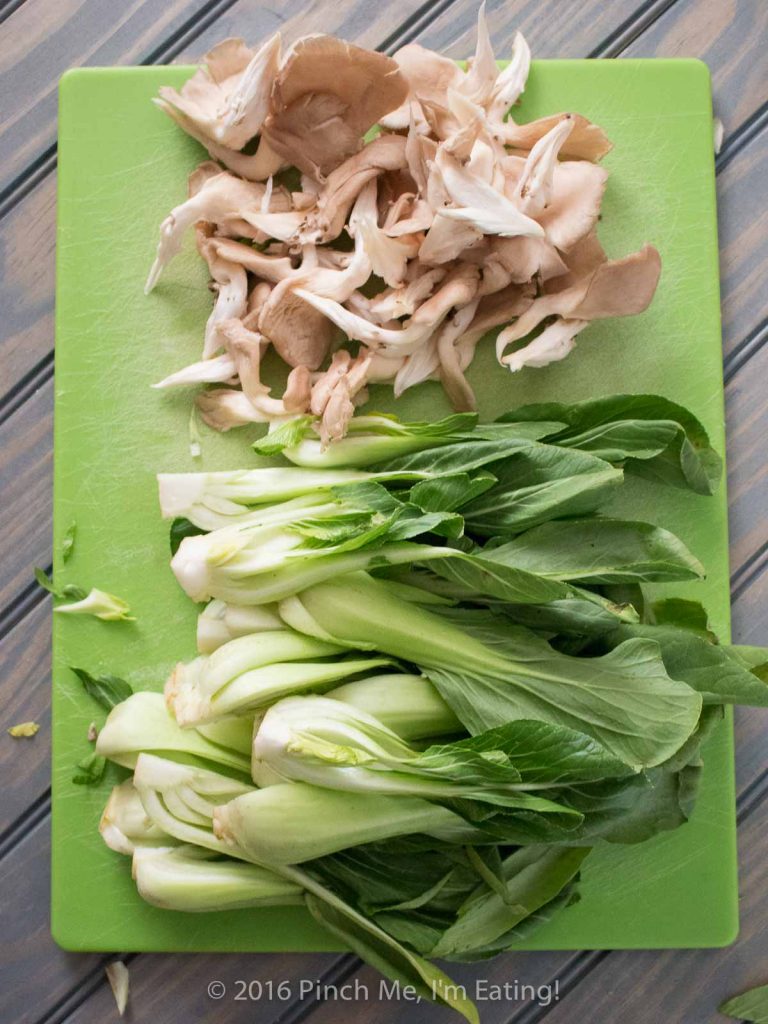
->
left=253, top=416, right=315, bottom=456
left=62, top=522, right=77, bottom=563
left=71, top=667, right=133, bottom=711
left=72, top=752, right=107, bottom=786
left=34, top=567, right=58, bottom=596
left=720, top=984, right=768, bottom=1023
left=34, top=567, right=87, bottom=602
left=54, top=588, right=134, bottom=621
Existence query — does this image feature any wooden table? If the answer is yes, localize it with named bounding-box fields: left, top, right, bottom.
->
left=1, top=1, right=766, bottom=1021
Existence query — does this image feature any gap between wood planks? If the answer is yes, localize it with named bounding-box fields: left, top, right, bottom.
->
left=0, top=0, right=765, bottom=1020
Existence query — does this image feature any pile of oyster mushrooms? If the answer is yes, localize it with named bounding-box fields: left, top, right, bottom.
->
left=147, top=8, right=661, bottom=445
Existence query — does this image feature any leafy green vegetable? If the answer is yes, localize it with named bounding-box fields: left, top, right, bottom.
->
left=62, top=522, right=77, bottom=563
left=503, top=393, right=722, bottom=494
left=483, top=519, right=705, bottom=584
left=35, top=567, right=86, bottom=602
left=72, top=752, right=107, bottom=786
left=720, top=984, right=768, bottom=1023
left=132, top=846, right=303, bottom=910
left=431, top=846, right=589, bottom=958
left=256, top=412, right=480, bottom=468
left=71, top=667, right=133, bottom=710
left=304, top=889, right=480, bottom=1024
left=214, top=781, right=478, bottom=864
left=285, top=574, right=702, bottom=769
left=167, top=628, right=391, bottom=726
left=459, top=444, right=623, bottom=535
left=96, top=692, right=252, bottom=774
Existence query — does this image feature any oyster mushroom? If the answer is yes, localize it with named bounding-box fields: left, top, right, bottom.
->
left=262, top=36, right=408, bottom=178
left=299, top=134, right=409, bottom=244
left=488, top=31, right=531, bottom=122
left=348, top=180, right=419, bottom=288
left=311, top=350, right=373, bottom=446
left=156, top=35, right=281, bottom=150
left=437, top=299, right=482, bottom=410
left=258, top=278, right=337, bottom=370
left=496, top=111, right=613, bottom=162
left=436, top=147, right=545, bottom=238
left=496, top=244, right=662, bottom=365
left=205, top=238, right=296, bottom=283
left=502, top=318, right=589, bottom=372
left=145, top=171, right=271, bottom=291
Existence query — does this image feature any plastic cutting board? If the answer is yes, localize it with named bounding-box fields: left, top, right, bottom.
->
left=52, top=58, right=736, bottom=952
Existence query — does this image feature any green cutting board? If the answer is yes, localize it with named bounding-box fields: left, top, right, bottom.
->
left=53, top=58, right=735, bottom=952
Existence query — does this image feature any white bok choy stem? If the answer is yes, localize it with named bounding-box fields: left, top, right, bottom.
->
left=197, top=599, right=285, bottom=653
left=165, top=629, right=391, bottom=726
left=326, top=672, right=461, bottom=740
left=95, top=692, right=252, bottom=775
left=132, top=754, right=254, bottom=855
left=158, top=467, right=421, bottom=529
left=132, top=846, right=304, bottom=911
left=212, top=780, right=481, bottom=864
left=100, top=778, right=171, bottom=855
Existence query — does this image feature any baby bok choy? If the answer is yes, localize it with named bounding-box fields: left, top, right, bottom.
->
left=165, top=628, right=392, bottom=726
left=280, top=573, right=703, bottom=770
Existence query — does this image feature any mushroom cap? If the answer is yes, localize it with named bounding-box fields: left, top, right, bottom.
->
left=259, top=279, right=338, bottom=370
left=263, top=35, right=408, bottom=178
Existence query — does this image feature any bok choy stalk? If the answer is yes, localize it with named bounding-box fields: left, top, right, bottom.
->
left=132, top=846, right=304, bottom=911
left=96, top=692, right=251, bottom=774
left=326, top=673, right=461, bottom=740
left=252, top=696, right=628, bottom=814
left=169, top=482, right=463, bottom=606
left=165, top=629, right=392, bottom=726
left=253, top=412, right=560, bottom=468
left=213, top=781, right=482, bottom=864
left=158, top=467, right=414, bottom=528
left=100, top=778, right=170, bottom=855
left=132, top=753, right=254, bottom=854
left=197, top=600, right=284, bottom=653
left=279, top=574, right=703, bottom=770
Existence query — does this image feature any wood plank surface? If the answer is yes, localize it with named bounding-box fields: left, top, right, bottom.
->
left=0, top=1, right=766, bottom=1023
left=0, top=816, right=105, bottom=1024
left=622, top=0, right=768, bottom=131
left=0, top=600, right=51, bottom=839
left=0, top=0, right=215, bottom=199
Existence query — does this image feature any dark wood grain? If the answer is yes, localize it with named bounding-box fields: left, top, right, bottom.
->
left=0, top=379, right=52, bottom=610
left=0, top=816, right=105, bottom=1024
left=622, top=0, right=768, bottom=132
left=0, top=599, right=51, bottom=839
left=0, top=0, right=217, bottom=199
left=718, top=133, right=768, bottom=358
